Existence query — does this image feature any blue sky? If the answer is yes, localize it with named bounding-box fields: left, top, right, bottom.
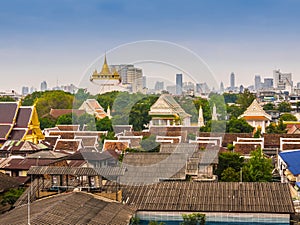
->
left=0, top=0, right=300, bottom=92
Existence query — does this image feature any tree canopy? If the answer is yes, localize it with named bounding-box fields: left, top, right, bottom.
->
left=242, top=147, right=273, bottom=182
left=280, top=113, right=297, bottom=121
left=236, top=89, right=255, bottom=112
left=278, top=101, right=292, bottom=112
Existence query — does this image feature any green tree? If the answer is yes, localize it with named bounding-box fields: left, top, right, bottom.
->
left=35, top=90, right=74, bottom=117
left=22, top=91, right=44, bottom=106
left=266, top=119, right=287, bottom=134
left=56, top=113, right=74, bottom=125
left=263, top=102, right=275, bottom=111
left=280, top=113, right=297, bottom=121
left=278, top=101, right=292, bottom=112
left=78, top=113, right=96, bottom=130
left=200, top=120, right=226, bottom=133
left=181, top=213, right=206, bottom=225
left=40, top=115, right=57, bottom=129
left=129, top=95, right=158, bottom=131
left=209, top=93, right=226, bottom=120
left=221, top=167, right=240, bottom=182
left=226, top=118, right=254, bottom=133
left=242, top=147, right=273, bottom=182
left=226, top=104, right=244, bottom=119
left=236, top=89, right=255, bottom=112
left=223, top=93, right=239, bottom=104
left=1, top=188, right=25, bottom=206
left=96, top=116, right=113, bottom=132
left=73, top=88, right=93, bottom=109
left=193, top=97, right=211, bottom=122
left=96, top=91, right=120, bottom=111
left=215, top=152, right=244, bottom=180
left=0, top=96, right=16, bottom=102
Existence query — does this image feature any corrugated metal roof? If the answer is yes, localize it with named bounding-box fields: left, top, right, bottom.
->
left=27, top=166, right=126, bottom=176
left=279, top=150, right=300, bottom=175
left=122, top=182, right=294, bottom=214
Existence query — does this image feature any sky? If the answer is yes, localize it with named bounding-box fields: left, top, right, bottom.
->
left=0, top=0, right=300, bottom=93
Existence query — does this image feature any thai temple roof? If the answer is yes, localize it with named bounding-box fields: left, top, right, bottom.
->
left=91, top=54, right=120, bottom=81
left=100, top=55, right=112, bottom=75
left=239, top=99, right=272, bottom=121
left=149, top=94, right=191, bottom=119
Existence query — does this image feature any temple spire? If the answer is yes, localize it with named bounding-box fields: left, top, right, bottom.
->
left=198, top=105, right=204, bottom=127
left=100, top=53, right=112, bottom=75
left=212, top=104, right=218, bottom=121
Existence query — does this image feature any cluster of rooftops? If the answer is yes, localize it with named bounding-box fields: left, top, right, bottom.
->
left=2, top=96, right=300, bottom=224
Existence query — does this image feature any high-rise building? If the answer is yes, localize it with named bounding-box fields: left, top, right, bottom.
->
left=110, top=64, right=143, bottom=93
left=196, top=83, right=210, bottom=94
left=40, top=81, right=47, bottom=91
left=176, top=74, right=183, bottom=95
left=220, top=82, right=224, bottom=93
left=263, top=78, right=273, bottom=89
left=230, top=72, right=235, bottom=90
left=22, top=86, right=29, bottom=96
left=254, top=75, right=261, bottom=90
left=273, top=69, right=292, bottom=90
left=143, top=76, right=147, bottom=89
left=154, top=81, right=164, bottom=92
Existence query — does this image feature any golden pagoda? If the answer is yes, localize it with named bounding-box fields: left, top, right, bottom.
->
left=90, top=55, right=120, bottom=81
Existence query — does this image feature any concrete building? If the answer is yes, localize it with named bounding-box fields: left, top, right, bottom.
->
left=154, top=81, right=164, bottom=92
left=273, top=69, right=292, bottom=91
left=254, top=75, right=261, bottom=90
left=110, top=64, right=143, bottom=93
left=263, top=78, right=274, bottom=89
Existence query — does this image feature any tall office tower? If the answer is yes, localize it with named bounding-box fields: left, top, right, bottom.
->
left=154, top=81, right=164, bottom=92
left=22, top=86, right=29, bottom=96
left=254, top=75, right=261, bottom=90
left=40, top=81, right=48, bottom=91
left=176, top=73, right=183, bottom=95
left=273, top=69, right=292, bottom=90
left=263, top=78, right=273, bottom=89
left=110, top=64, right=143, bottom=93
left=230, top=72, right=235, bottom=90
left=142, top=76, right=147, bottom=89
left=220, top=82, right=224, bottom=93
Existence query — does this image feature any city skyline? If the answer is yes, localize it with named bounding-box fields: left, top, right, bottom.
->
left=1, top=0, right=300, bottom=92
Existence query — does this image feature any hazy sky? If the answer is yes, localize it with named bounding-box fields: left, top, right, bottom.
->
left=1, top=0, right=300, bottom=92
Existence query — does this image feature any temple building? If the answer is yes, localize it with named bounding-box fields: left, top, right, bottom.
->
left=79, top=99, right=109, bottom=120
left=90, top=55, right=127, bottom=94
left=239, top=99, right=271, bottom=133
left=149, top=94, right=191, bottom=126
left=0, top=102, right=44, bottom=145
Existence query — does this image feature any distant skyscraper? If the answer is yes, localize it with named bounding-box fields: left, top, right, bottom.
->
left=176, top=74, right=183, bottom=95
left=254, top=75, right=261, bottom=90
left=220, top=82, right=224, bottom=93
left=110, top=64, right=143, bottom=93
left=230, top=72, right=235, bottom=90
left=142, top=76, right=147, bottom=89
left=154, top=81, right=164, bottom=91
left=22, top=86, right=29, bottom=96
left=263, top=78, right=273, bottom=89
left=40, top=81, right=47, bottom=91
left=273, top=69, right=292, bottom=90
